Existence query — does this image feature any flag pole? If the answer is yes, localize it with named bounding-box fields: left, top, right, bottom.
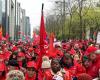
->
left=42, top=3, right=44, bottom=12
left=37, top=3, right=45, bottom=69
left=41, top=3, right=44, bottom=15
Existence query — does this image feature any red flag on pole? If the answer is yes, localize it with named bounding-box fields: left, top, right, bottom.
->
left=40, top=3, right=47, bottom=55
left=49, top=33, right=54, bottom=51
left=37, top=3, right=47, bottom=69
left=47, top=33, right=56, bottom=57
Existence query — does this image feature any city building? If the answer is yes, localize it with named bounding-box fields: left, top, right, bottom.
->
left=15, top=2, right=21, bottom=40
left=0, top=0, right=31, bottom=40
left=0, top=0, right=2, bottom=25
left=9, top=0, right=16, bottom=40
left=5, top=0, right=10, bottom=35
left=25, top=16, right=31, bottom=36
left=1, top=0, right=16, bottom=39
left=20, top=9, right=26, bottom=39
left=1, top=0, right=6, bottom=36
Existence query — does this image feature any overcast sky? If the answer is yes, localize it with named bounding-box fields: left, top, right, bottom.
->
left=17, top=0, right=99, bottom=36
left=17, top=0, right=53, bottom=31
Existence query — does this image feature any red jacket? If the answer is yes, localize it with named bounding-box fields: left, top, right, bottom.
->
left=64, top=64, right=86, bottom=77
left=38, top=69, right=50, bottom=80
left=0, top=76, right=6, bottom=80
left=86, top=55, right=100, bottom=79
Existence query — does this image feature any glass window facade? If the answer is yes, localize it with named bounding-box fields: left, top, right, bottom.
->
left=0, top=0, right=2, bottom=24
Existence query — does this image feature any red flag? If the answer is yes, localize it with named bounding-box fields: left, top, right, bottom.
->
left=49, top=33, right=54, bottom=51
left=40, top=4, right=47, bottom=55
left=47, top=33, right=56, bottom=57
left=37, top=4, right=47, bottom=69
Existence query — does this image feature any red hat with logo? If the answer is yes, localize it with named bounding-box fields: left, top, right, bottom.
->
left=27, top=61, right=37, bottom=70
left=86, top=45, right=97, bottom=55
left=12, top=46, right=18, bottom=52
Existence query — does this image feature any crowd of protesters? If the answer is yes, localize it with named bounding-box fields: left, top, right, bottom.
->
left=0, top=38, right=99, bottom=80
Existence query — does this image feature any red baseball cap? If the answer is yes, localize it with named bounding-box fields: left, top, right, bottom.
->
left=28, top=47, right=33, bottom=52
left=86, top=46, right=97, bottom=55
left=27, top=61, right=37, bottom=70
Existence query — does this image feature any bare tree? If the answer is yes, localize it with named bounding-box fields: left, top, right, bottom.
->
left=75, top=0, right=93, bottom=39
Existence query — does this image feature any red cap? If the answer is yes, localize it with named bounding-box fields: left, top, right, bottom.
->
left=27, top=61, right=37, bottom=70
left=12, top=46, right=18, bottom=51
left=0, top=63, right=5, bottom=71
left=86, top=46, right=97, bottom=55
left=18, top=52, right=25, bottom=57
left=69, top=48, right=76, bottom=55
left=28, top=47, right=33, bottom=52
left=62, top=43, right=66, bottom=49
left=56, top=49, right=64, bottom=58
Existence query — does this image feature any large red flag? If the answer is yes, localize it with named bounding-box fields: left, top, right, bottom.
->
left=47, top=33, right=56, bottom=57
left=49, top=33, right=54, bottom=51
left=37, top=4, right=47, bottom=69
left=40, top=4, right=47, bottom=55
